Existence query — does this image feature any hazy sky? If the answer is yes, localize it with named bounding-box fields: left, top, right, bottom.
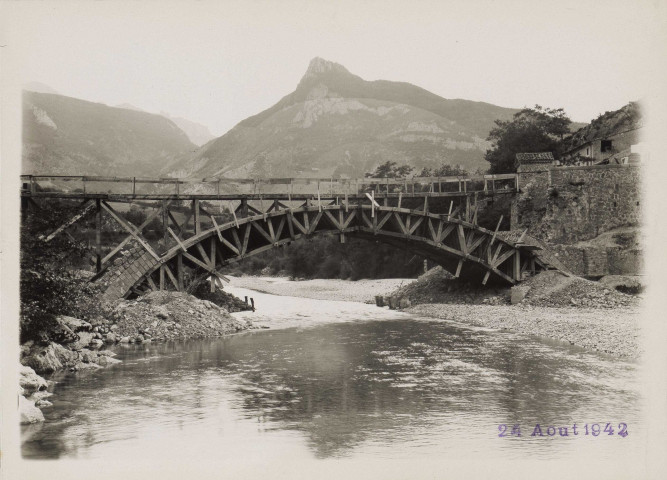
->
left=2, top=0, right=664, bottom=136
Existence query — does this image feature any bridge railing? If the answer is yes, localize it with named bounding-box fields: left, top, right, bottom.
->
left=20, top=174, right=518, bottom=198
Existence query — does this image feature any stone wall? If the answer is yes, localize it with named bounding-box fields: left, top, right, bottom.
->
left=517, top=164, right=642, bottom=244
left=97, top=240, right=158, bottom=299
left=515, top=164, right=643, bottom=276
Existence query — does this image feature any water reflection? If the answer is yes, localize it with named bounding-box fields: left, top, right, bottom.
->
left=22, top=314, right=640, bottom=461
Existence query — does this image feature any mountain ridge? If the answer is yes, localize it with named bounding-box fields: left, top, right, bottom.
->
left=23, top=91, right=197, bottom=176
left=181, top=57, right=521, bottom=178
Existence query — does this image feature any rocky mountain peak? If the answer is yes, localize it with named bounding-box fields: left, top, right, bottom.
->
left=300, top=57, right=351, bottom=82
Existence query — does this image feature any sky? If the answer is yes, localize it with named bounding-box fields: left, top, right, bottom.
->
left=2, top=0, right=665, bottom=136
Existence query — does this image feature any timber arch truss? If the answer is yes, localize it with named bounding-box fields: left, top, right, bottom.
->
left=21, top=174, right=553, bottom=299
left=98, top=202, right=546, bottom=299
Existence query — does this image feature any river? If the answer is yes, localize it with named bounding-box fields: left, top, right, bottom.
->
left=21, top=283, right=643, bottom=474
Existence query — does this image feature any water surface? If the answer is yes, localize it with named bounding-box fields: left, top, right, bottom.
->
left=22, top=285, right=642, bottom=465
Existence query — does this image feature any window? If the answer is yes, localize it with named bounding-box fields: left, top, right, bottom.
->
left=601, top=140, right=613, bottom=153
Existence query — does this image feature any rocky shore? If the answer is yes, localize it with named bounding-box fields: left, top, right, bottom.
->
left=19, top=290, right=254, bottom=424
left=407, top=303, right=641, bottom=358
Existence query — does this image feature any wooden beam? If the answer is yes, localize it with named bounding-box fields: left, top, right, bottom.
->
left=481, top=271, right=491, bottom=285
left=290, top=213, right=308, bottom=235
left=454, top=259, right=463, bottom=278
left=494, top=247, right=517, bottom=268
left=101, top=201, right=160, bottom=260
left=376, top=211, right=393, bottom=231
left=210, top=214, right=224, bottom=242
left=393, top=212, right=408, bottom=235
left=177, top=253, right=184, bottom=290
left=266, top=217, right=276, bottom=242
left=251, top=220, right=274, bottom=244
left=231, top=227, right=243, bottom=251
left=287, top=212, right=296, bottom=240
left=167, top=227, right=187, bottom=252
left=242, top=223, right=251, bottom=255
left=162, top=264, right=179, bottom=290
left=408, top=216, right=423, bottom=235
left=183, top=251, right=217, bottom=273
left=428, top=218, right=438, bottom=242
left=513, top=250, right=521, bottom=281
left=457, top=224, right=467, bottom=254
left=308, top=211, right=323, bottom=234
left=275, top=216, right=286, bottom=240
left=468, top=234, right=487, bottom=254
left=324, top=210, right=341, bottom=229
left=195, top=242, right=212, bottom=266
left=102, top=201, right=170, bottom=266
left=342, top=210, right=357, bottom=229
left=146, top=275, right=158, bottom=291
left=194, top=200, right=201, bottom=235
left=42, top=199, right=94, bottom=242
left=95, top=199, right=102, bottom=272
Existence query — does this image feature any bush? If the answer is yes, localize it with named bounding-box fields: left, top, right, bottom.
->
left=20, top=202, right=114, bottom=343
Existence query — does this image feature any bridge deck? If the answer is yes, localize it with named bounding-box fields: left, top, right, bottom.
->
left=20, top=174, right=519, bottom=200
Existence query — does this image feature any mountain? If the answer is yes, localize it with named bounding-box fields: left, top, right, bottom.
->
left=563, top=101, right=643, bottom=152
left=23, top=91, right=197, bottom=176
left=160, top=111, right=216, bottom=146
left=112, top=104, right=215, bottom=146
left=23, top=81, right=59, bottom=95
left=175, top=57, right=519, bottom=178
left=115, top=103, right=145, bottom=112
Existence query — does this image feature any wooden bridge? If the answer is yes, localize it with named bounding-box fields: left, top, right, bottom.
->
left=21, top=173, right=553, bottom=299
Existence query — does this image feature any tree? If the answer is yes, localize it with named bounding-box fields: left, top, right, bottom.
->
left=418, top=163, right=468, bottom=177
left=20, top=202, right=111, bottom=343
left=365, top=161, right=413, bottom=178
left=485, top=105, right=571, bottom=173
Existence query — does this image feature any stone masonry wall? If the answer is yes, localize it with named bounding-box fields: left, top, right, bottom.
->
left=517, top=164, right=642, bottom=244
left=515, top=164, right=642, bottom=276
left=97, top=240, right=159, bottom=299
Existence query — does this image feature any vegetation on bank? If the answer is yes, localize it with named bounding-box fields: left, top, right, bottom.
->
left=20, top=202, right=115, bottom=344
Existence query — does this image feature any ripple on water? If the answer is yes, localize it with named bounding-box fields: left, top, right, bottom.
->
left=22, top=287, right=642, bottom=465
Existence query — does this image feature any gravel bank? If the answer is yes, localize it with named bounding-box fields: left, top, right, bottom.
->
left=407, top=303, right=641, bottom=359
left=228, top=276, right=416, bottom=303
left=229, top=274, right=641, bottom=359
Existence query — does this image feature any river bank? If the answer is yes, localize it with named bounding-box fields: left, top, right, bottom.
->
left=228, top=275, right=414, bottom=303
left=228, top=275, right=642, bottom=359
left=19, top=290, right=254, bottom=424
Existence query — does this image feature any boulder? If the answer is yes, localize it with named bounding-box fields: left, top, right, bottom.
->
left=510, top=286, right=531, bottom=305
left=81, top=351, right=95, bottom=363
left=97, top=355, right=111, bottom=366
left=89, top=339, right=104, bottom=348
left=57, top=315, right=92, bottom=332
left=119, top=336, right=131, bottom=344
left=21, top=342, right=78, bottom=374
left=19, top=396, right=44, bottom=424
left=104, top=333, right=117, bottom=344
left=19, top=365, right=48, bottom=395
left=68, top=331, right=94, bottom=351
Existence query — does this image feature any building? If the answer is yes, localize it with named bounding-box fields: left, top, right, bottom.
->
left=560, top=127, right=643, bottom=166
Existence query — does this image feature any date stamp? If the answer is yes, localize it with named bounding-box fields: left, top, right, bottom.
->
left=498, top=423, right=629, bottom=438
